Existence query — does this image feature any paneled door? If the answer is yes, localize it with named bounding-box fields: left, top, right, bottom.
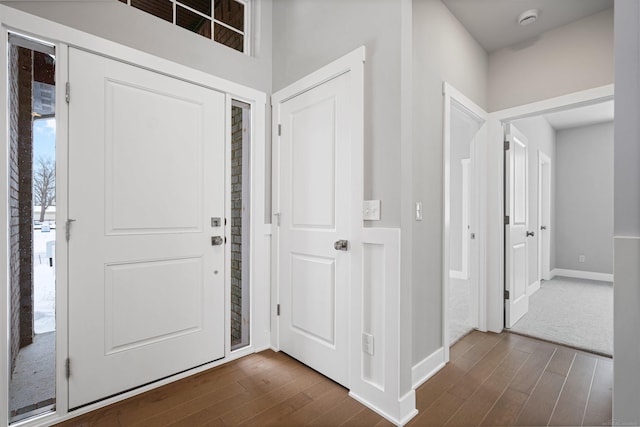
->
left=275, top=71, right=352, bottom=387
left=505, top=124, right=530, bottom=328
left=68, top=48, right=225, bottom=408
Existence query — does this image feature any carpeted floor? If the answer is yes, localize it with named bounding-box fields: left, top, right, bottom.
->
left=449, top=277, right=474, bottom=344
left=510, top=276, right=613, bottom=356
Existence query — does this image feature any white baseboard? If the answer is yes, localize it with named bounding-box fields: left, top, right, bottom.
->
left=348, top=390, right=418, bottom=426
left=551, top=268, right=613, bottom=282
left=527, top=280, right=540, bottom=295
left=412, top=347, right=445, bottom=389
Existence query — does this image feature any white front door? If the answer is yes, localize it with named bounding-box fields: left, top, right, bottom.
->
left=275, top=72, right=351, bottom=387
left=68, top=48, right=225, bottom=408
left=505, top=124, right=530, bottom=328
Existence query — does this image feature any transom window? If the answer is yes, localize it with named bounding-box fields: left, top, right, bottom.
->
left=118, top=0, right=248, bottom=53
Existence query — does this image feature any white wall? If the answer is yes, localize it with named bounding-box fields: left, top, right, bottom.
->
left=510, top=117, right=556, bottom=284
left=613, top=0, right=640, bottom=424
left=488, top=8, right=613, bottom=112
left=555, top=122, right=613, bottom=275
left=412, top=0, right=487, bottom=365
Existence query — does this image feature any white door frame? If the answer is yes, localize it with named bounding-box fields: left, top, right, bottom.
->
left=0, top=5, right=268, bottom=425
left=485, top=84, right=614, bottom=333
left=442, top=82, right=488, bottom=361
left=537, top=150, right=552, bottom=283
left=270, top=46, right=365, bottom=369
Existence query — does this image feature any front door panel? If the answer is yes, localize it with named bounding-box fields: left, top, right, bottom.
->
left=68, top=48, right=225, bottom=408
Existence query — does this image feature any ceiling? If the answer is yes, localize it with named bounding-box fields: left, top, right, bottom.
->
left=542, top=100, right=614, bottom=131
left=442, top=0, right=614, bottom=53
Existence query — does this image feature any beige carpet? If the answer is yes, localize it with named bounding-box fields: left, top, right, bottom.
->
left=510, top=276, right=613, bottom=356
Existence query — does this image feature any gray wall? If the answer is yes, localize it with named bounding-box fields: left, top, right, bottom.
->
left=614, top=0, right=640, bottom=423
left=273, top=0, right=403, bottom=228
left=555, top=122, right=614, bottom=274
left=2, top=0, right=273, bottom=94
left=488, top=8, right=614, bottom=112
left=412, top=0, right=487, bottom=364
left=511, top=117, right=556, bottom=284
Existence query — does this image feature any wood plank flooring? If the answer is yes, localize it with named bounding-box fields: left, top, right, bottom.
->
left=55, top=332, right=611, bottom=426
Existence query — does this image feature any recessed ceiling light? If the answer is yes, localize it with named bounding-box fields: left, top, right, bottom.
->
left=518, top=9, right=539, bottom=26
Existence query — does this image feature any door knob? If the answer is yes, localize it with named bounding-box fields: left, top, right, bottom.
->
left=526, top=231, right=535, bottom=237
left=211, top=236, right=224, bottom=246
left=541, top=226, right=547, bottom=230
left=334, top=240, right=349, bottom=251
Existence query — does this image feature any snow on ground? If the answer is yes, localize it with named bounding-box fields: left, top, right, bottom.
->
left=33, top=229, right=55, bottom=334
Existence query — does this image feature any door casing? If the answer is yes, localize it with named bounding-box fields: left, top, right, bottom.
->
left=485, top=85, right=615, bottom=333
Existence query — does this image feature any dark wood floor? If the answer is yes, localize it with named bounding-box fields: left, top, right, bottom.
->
left=55, top=332, right=611, bottom=426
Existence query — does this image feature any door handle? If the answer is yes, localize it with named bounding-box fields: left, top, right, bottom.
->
left=526, top=231, right=535, bottom=237
left=211, top=236, right=224, bottom=246
left=334, top=240, right=349, bottom=251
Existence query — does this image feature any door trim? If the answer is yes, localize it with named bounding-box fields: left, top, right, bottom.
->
left=0, top=5, right=267, bottom=425
left=442, top=82, right=488, bottom=362
left=486, top=84, right=614, bottom=333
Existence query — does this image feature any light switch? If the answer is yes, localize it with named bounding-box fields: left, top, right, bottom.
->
left=363, top=200, right=381, bottom=221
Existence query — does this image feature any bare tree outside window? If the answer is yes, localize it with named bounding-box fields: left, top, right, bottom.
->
left=33, top=156, right=55, bottom=223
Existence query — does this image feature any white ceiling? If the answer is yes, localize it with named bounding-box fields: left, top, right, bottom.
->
left=542, top=100, right=614, bottom=131
left=442, top=0, right=614, bottom=53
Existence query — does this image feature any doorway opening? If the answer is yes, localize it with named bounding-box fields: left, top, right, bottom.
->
left=503, top=100, right=614, bottom=356
left=230, top=100, right=251, bottom=352
left=443, top=83, right=487, bottom=354
left=7, top=33, right=56, bottom=423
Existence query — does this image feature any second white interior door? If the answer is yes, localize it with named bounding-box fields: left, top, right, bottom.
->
left=505, top=124, right=530, bottom=328
left=68, top=48, right=226, bottom=408
left=276, top=71, right=352, bottom=388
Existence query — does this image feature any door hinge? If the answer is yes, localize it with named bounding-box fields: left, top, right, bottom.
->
left=504, top=290, right=510, bottom=300
left=65, top=82, right=70, bottom=103
left=504, top=140, right=509, bottom=150
left=278, top=124, right=282, bottom=136
left=504, top=215, right=510, bottom=225
left=274, top=212, right=281, bottom=226
left=65, top=358, right=71, bottom=379
left=277, top=304, right=280, bottom=316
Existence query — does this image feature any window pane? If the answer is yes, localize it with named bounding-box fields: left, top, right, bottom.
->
left=214, top=24, right=243, bottom=52
left=131, top=0, right=172, bottom=23
left=214, top=0, right=244, bottom=32
left=178, top=0, right=212, bottom=17
left=177, top=6, right=212, bottom=39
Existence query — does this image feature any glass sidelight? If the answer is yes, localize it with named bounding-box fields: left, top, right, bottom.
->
left=7, top=33, right=57, bottom=423
left=230, top=101, right=250, bottom=351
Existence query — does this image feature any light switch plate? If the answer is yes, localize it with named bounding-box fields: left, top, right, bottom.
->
left=363, top=200, right=381, bottom=221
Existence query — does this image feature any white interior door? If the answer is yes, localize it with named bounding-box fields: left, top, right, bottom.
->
left=276, top=72, right=351, bottom=387
left=68, top=48, right=225, bottom=408
left=539, top=153, right=552, bottom=281
left=505, top=124, right=531, bottom=328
